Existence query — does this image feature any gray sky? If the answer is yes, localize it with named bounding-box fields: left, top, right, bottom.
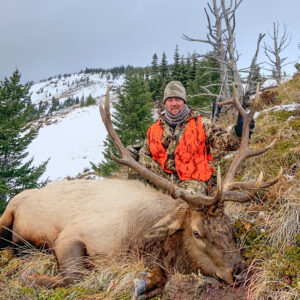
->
left=0, top=0, right=299, bottom=83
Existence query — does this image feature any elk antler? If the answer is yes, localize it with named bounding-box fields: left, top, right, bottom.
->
left=99, top=87, right=223, bottom=208
left=218, top=83, right=282, bottom=202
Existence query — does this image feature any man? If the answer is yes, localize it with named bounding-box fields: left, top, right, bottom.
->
left=133, top=81, right=254, bottom=298
left=138, top=80, right=246, bottom=196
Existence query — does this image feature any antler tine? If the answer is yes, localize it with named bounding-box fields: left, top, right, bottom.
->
left=215, top=82, right=281, bottom=201
left=99, top=86, right=127, bottom=157
left=99, top=87, right=223, bottom=207
left=222, top=170, right=263, bottom=202
left=231, top=83, right=247, bottom=120
left=226, top=167, right=283, bottom=191
left=217, top=83, right=246, bottom=118
left=172, top=166, right=223, bottom=206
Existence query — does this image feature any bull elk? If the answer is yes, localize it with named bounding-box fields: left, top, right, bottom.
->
left=0, top=84, right=281, bottom=298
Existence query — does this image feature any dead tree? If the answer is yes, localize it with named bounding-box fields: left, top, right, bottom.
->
left=183, top=0, right=265, bottom=111
left=244, top=33, right=265, bottom=98
left=183, top=0, right=232, bottom=109
left=264, top=22, right=291, bottom=85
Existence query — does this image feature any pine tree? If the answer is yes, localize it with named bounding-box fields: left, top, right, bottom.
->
left=157, top=52, right=170, bottom=102
left=149, top=53, right=161, bottom=102
left=95, top=73, right=153, bottom=176
left=160, top=52, right=169, bottom=81
left=178, top=55, right=187, bottom=86
left=151, top=53, right=158, bottom=76
left=0, top=70, right=48, bottom=213
left=185, top=56, right=192, bottom=82
left=187, top=56, right=220, bottom=110
left=85, top=95, right=96, bottom=106
left=172, top=45, right=181, bottom=81
left=50, top=97, right=60, bottom=112
left=189, top=54, right=198, bottom=81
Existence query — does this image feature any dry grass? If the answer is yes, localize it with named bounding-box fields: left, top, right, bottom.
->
left=1, top=76, right=300, bottom=299
left=247, top=262, right=300, bottom=300
left=0, top=248, right=149, bottom=299
left=220, top=75, right=300, bottom=299
left=267, top=183, right=300, bottom=246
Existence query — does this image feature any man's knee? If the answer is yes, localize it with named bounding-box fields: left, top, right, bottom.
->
left=178, top=180, right=208, bottom=196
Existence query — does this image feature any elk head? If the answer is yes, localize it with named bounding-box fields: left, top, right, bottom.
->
left=99, top=84, right=281, bottom=284
left=145, top=203, right=246, bottom=284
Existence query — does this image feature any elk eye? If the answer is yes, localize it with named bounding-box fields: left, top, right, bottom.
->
left=193, top=231, right=201, bottom=239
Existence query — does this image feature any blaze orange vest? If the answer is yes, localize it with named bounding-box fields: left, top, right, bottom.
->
left=147, top=116, right=213, bottom=181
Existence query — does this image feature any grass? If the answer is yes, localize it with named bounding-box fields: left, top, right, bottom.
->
left=0, top=249, right=148, bottom=300
left=1, top=74, right=300, bottom=299
left=221, top=75, right=300, bottom=299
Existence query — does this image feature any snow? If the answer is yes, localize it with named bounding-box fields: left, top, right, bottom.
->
left=261, top=76, right=291, bottom=89
left=29, top=72, right=125, bottom=106
left=254, top=103, right=300, bottom=119
left=27, top=105, right=108, bottom=182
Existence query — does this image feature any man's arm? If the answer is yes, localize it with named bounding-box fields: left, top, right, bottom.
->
left=202, top=118, right=240, bottom=153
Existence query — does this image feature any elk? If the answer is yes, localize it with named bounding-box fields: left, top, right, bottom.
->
left=0, top=84, right=281, bottom=298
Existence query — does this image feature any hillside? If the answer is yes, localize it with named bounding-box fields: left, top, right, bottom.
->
left=23, top=70, right=125, bottom=182
left=0, top=74, right=299, bottom=299
left=29, top=71, right=125, bottom=107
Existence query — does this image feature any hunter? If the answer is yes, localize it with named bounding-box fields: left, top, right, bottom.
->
left=134, top=80, right=254, bottom=196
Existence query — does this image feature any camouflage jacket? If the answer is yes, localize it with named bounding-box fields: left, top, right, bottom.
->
left=139, top=108, right=240, bottom=176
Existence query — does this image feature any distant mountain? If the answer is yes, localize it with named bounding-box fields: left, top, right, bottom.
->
left=29, top=71, right=125, bottom=107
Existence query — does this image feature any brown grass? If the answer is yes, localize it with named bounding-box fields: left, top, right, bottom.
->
left=1, top=76, right=299, bottom=299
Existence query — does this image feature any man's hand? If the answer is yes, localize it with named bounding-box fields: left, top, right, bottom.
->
left=234, top=113, right=255, bottom=138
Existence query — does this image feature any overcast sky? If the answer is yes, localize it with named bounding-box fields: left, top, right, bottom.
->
left=0, top=0, right=299, bottom=83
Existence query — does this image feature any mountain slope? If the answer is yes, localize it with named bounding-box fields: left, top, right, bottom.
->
left=29, top=71, right=124, bottom=106
left=27, top=105, right=106, bottom=182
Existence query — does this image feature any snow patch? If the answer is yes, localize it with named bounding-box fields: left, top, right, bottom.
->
left=254, top=103, right=300, bottom=119
left=27, top=105, right=108, bottom=182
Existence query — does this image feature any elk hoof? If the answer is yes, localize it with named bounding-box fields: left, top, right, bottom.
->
left=29, top=269, right=37, bottom=275
left=133, top=277, right=146, bottom=298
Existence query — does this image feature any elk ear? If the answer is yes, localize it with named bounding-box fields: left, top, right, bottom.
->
left=145, top=204, right=188, bottom=239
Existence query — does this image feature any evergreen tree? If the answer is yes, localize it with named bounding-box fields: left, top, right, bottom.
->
left=187, top=56, right=220, bottom=110
left=189, top=54, right=198, bottom=81
left=0, top=71, right=48, bottom=213
left=151, top=53, right=158, bottom=76
left=185, top=56, right=192, bottom=82
left=149, top=53, right=161, bottom=102
left=85, top=95, right=96, bottom=106
left=50, top=97, right=60, bottom=112
left=172, top=45, right=181, bottom=81
left=157, top=52, right=170, bottom=102
left=95, top=73, right=153, bottom=176
left=160, top=51, right=169, bottom=81
left=178, top=55, right=187, bottom=86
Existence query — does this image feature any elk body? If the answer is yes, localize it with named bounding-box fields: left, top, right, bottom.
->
left=0, top=178, right=245, bottom=287
left=0, top=85, right=281, bottom=296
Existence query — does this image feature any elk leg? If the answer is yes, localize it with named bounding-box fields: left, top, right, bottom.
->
left=26, top=270, right=65, bottom=288
left=133, top=266, right=167, bottom=299
left=27, top=239, right=86, bottom=288
left=54, top=239, right=86, bottom=284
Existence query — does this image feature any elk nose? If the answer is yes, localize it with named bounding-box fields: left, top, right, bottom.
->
left=233, top=261, right=248, bottom=281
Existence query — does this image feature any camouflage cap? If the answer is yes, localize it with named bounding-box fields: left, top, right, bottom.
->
left=163, top=81, right=186, bottom=104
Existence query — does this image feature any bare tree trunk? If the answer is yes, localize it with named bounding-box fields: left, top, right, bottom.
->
left=220, top=0, right=244, bottom=104
left=245, top=33, right=265, bottom=99
left=264, top=22, right=291, bottom=85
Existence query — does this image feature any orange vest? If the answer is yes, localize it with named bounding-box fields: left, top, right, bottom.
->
left=147, top=116, right=213, bottom=181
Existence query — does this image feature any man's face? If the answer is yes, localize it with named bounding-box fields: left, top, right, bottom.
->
left=164, top=97, right=185, bottom=116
